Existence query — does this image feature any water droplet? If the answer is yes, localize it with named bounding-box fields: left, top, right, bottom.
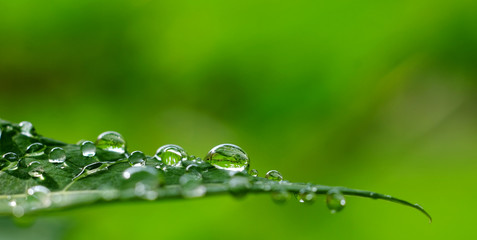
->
left=204, top=144, right=249, bottom=172
left=19, top=121, right=34, bottom=137
left=180, top=172, right=206, bottom=198
left=2, top=152, right=18, bottom=162
left=326, top=189, right=346, bottom=213
left=249, top=169, right=259, bottom=177
left=265, top=170, right=283, bottom=181
left=24, top=143, right=46, bottom=157
left=271, top=190, right=290, bottom=204
left=26, top=185, right=51, bottom=208
left=228, top=176, right=251, bottom=198
left=121, top=166, right=161, bottom=200
left=27, top=162, right=45, bottom=181
left=296, top=188, right=316, bottom=204
left=81, top=141, right=96, bottom=157
left=155, top=144, right=187, bottom=167
left=48, top=147, right=66, bottom=163
left=95, top=131, right=127, bottom=154
left=128, top=151, right=146, bottom=166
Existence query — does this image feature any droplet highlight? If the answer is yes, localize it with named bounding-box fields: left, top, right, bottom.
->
left=180, top=172, right=206, bottom=198
left=128, top=151, right=146, bottom=166
left=155, top=144, right=187, bottom=167
left=121, top=166, right=161, bottom=200
left=81, top=141, right=96, bottom=157
left=48, top=147, right=66, bottom=163
left=296, top=188, right=316, bottom=204
left=24, top=143, right=46, bottom=157
left=95, top=131, right=127, bottom=154
left=326, top=189, right=346, bottom=213
left=204, top=144, right=249, bottom=171
left=19, top=121, right=34, bottom=137
left=26, top=185, right=51, bottom=208
left=265, top=170, right=283, bottom=181
left=249, top=169, right=259, bottom=177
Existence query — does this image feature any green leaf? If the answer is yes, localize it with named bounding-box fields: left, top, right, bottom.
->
left=0, top=119, right=431, bottom=222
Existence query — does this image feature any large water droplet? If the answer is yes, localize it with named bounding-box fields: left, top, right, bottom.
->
left=296, top=188, right=316, bottom=204
left=95, top=131, right=127, bottom=154
left=180, top=172, right=206, bottom=198
left=249, top=169, right=259, bottom=177
left=204, top=144, right=249, bottom=172
left=121, top=166, right=161, bottom=200
left=265, top=170, right=283, bottom=181
left=271, top=190, right=290, bottom=204
left=228, top=176, right=251, bottom=198
left=128, top=151, right=146, bottom=166
left=19, top=121, right=34, bottom=137
left=155, top=144, right=187, bottom=167
left=48, top=147, right=66, bottom=163
left=326, top=189, right=346, bottom=213
left=81, top=141, right=96, bottom=157
left=26, top=185, right=51, bottom=209
left=24, top=143, right=46, bottom=157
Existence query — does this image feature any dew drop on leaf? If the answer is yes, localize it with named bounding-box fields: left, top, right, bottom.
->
left=2, top=152, right=18, bottom=162
left=27, top=161, right=45, bottom=181
left=95, top=131, right=127, bottom=154
left=326, top=189, right=346, bottom=213
left=228, top=176, right=251, bottom=198
left=121, top=166, right=161, bottom=200
left=19, top=121, right=34, bottom=137
left=180, top=172, right=206, bottom=198
left=48, top=147, right=66, bottom=163
left=81, top=141, right=96, bottom=157
left=265, top=170, right=283, bottom=181
left=155, top=144, right=187, bottom=167
left=249, top=169, right=259, bottom=177
left=204, top=143, right=249, bottom=172
left=26, top=185, right=51, bottom=208
left=128, top=151, right=146, bottom=166
left=295, top=188, right=316, bottom=204
left=24, top=143, right=46, bottom=157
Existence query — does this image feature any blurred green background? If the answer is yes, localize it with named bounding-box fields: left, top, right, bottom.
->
left=1, top=0, right=476, bottom=239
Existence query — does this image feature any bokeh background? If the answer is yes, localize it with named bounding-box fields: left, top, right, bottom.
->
left=1, top=0, right=476, bottom=239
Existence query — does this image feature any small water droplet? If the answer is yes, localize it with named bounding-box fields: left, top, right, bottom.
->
left=249, top=169, right=259, bottom=177
left=265, top=170, right=283, bottom=181
left=48, top=147, right=66, bottom=163
left=24, top=143, right=46, bottom=157
left=95, top=131, right=127, bottom=154
left=27, top=162, right=45, bottom=181
left=271, top=190, right=290, bottom=204
left=228, top=176, right=251, bottom=198
left=326, top=189, right=346, bottom=213
left=81, top=141, right=96, bottom=157
left=296, top=188, right=316, bottom=204
left=27, top=185, right=51, bottom=208
left=121, top=166, right=161, bottom=200
left=128, top=151, right=146, bottom=166
left=155, top=144, right=187, bottom=167
left=180, top=172, right=206, bottom=198
left=204, top=143, right=249, bottom=172
left=2, top=152, right=18, bottom=162
left=19, top=121, right=34, bottom=137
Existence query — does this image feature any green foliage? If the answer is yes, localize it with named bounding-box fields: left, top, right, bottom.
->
left=0, top=119, right=430, bottom=221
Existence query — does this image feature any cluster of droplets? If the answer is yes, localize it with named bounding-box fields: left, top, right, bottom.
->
left=0, top=121, right=349, bottom=217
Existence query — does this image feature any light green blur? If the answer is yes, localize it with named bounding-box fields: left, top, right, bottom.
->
left=0, top=0, right=476, bottom=239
